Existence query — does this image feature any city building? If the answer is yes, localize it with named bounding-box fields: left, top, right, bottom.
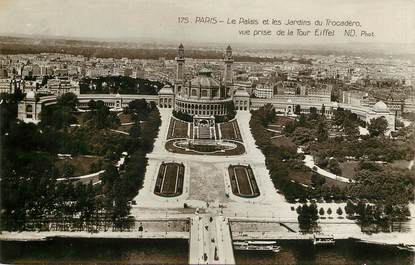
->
left=253, top=84, right=273, bottom=98
left=0, top=78, right=13, bottom=94
left=13, top=45, right=400, bottom=132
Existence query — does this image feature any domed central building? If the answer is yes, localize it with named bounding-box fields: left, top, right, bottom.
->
left=175, top=67, right=233, bottom=116
left=158, top=44, right=235, bottom=117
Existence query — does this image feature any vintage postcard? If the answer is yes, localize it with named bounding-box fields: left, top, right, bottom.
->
left=0, top=0, right=414, bottom=264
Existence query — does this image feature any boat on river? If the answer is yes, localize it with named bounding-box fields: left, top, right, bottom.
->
left=233, top=240, right=281, bottom=253
left=312, top=234, right=335, bottom=245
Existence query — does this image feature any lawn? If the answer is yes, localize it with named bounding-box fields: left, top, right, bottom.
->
left=339, top=161, right=359, bottom=179
left=55, top=155, right=104, bottom=177
left=118, top=113, right=133, bottom=124
left=167, top=118, right=189, bottom=139
left=269, top=115, right=295, bottom=127
left=288, top=169, right=348, bottom=189
left=220, top=120, right=242, bottom=141
left=154, top=163, right=185, bottom=197
left=288, top=169, right=313, bottom=186
left=271, top=135, right=297, bottom=150
left=162, top=164, right=179, bottom=194
left=116, top=124, right=133, bottom=133
left=72, top=112, right=89, bottom=125
left=229, top=165, right=260, bottom=198
left=234, top=167, right=252, bottom=195
left=390, top=160, right=411, bottom=170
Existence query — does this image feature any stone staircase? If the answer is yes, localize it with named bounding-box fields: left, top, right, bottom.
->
left=199, top=126, right=211, bottom=139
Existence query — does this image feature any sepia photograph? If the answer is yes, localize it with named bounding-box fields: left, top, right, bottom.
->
left=0, top=0, right=414, bottom=264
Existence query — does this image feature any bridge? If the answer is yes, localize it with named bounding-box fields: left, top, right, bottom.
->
left=189, top=215, right=235, bottom=264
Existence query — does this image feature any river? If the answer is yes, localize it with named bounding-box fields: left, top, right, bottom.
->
left=0, top=238, right=413, bottom=264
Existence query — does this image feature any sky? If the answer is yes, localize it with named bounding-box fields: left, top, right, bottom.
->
left=0, top=0, right=413, bottom=46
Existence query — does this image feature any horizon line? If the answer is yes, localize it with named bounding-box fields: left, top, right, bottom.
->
left=0, top=33, right=413, bottom=48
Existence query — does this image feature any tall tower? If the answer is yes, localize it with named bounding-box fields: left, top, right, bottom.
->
left=223, top=45, right=234, bottom=95
left=175, top=43, right=185, bottom=95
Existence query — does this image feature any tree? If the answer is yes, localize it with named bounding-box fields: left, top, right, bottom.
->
left=311, top=172, right=326, bottom=187
left=309, top=203, right=318, bottom=222
left=309, top=107, right=318, bottom=120
left=86, top=100, right=119, bottom=129
left=226, top=101, right=237, bottom=121
left=317, top=121, right=328, bottom=142
left=350, top=167, right=414, bottom=204
left=316, top=156, right=328, bottom=168
left=327, top=158, right=341, bottom=175
left=101, top=164, right=119, bottom=185
left=173, top=110, right=192, bottom=122
left=62, top=163, right=75, bottom=179
left=321, top=104, right=326, bottom=116
left=333, top=108, right=361, bottom=138
left=87, top=99, right=97, bottom=109
left=40, top=105, right=75, bottom=130
left=298, top=114, right=307, bottom=126
left=129, top=122, right=141, bottom=139
left=368, top=117, right=388, bottom=137
left=345, top=201, right=356, bottom=217
left=333, top=108, right=346, bottom=126
left=1, top=92, right=21, bottom=134
left=343, top=118, right=359, bottom=138
left=253, top=103, right=274, bottom=126
left=292, top=127, right=315, bottom=145
left=80, top=76, right=162, bottom=95
left=297, top=203, right=318, bottom=232
left=127, top=99, right=149, bottom=120
left=57, top=92, right=78, bottom=110
left=283, top=121, right=297, bottom=135
left=40, top=93, right=79, bottom=129
left=327, top=207, right=332, bottom=215
left=358, top=161, right=382, bottom=172
left=294, top=105, right=301, bottom=115
left=89, top=160, right=102, bottom=173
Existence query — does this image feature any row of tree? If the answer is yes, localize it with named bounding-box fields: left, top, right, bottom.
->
left=250, top=104, right=311, bottom=202
left=297, top=203, right=318, bottom=232
left=97, top=99, right=161, bottom=229
left=79, top=76, right=164, bottom=95
left=344, top=200, right=410, bottom=232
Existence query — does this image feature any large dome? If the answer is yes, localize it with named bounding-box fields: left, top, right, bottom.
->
left=189, top=68, right=220, bottom=89
left=373, top=101, right=388, bottom=111
left=158, top=85, right=174, bottom=95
